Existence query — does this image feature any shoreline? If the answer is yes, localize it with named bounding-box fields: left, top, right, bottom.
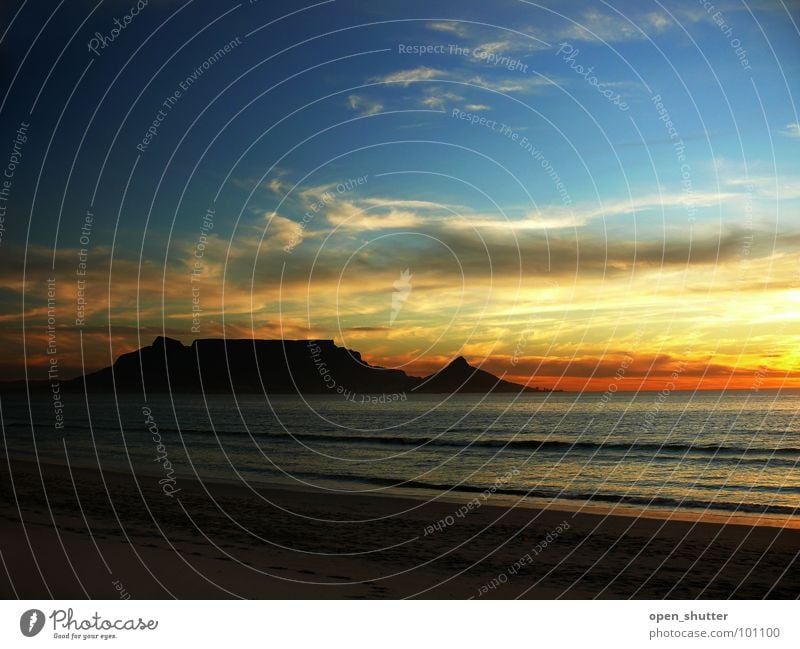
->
left=1, top=456, right=798, bottom=598
left=5, top=453, right=797, bottom=531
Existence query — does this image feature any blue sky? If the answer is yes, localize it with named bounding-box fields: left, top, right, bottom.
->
left=1, top=0, right=798, bottom=387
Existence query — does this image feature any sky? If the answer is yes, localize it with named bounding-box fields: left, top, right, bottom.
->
left=0, top=0, right=798, bottom=390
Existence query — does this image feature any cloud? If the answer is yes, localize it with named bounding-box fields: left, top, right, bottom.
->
left=644, top=12, right=672, bottom=31
left=2, top=199, right=797, bottom=383
left=426, top=21, right=471, bottom=38
left=425, top=20, right=547, bottom=54
left=266, top=178, right=287, bottom=194
left=467, top=74, right=553, bottom=94
left=558, top=9, right=646, bottom=42
left=543, top=8, right=687, bottom=44
left=370, top=65, right=551, bottom=103
left=502, top=353, right=800, bottom=391
left=369, top=222, right=758, bottom=278
left=231, top=169, right=290, bottom=196
left=358, top=198, right=463, bottom=211
left=371, top=66, right=444, bottom=86
left=472, top=40, right=519, bottom=56
left=264, top=213, right=305, bottom=250
left=542, top=4, right=770, bottom=46
left=326, top=202, right=424, bottom=231
left=420, top=96, right=444, bottom=110
left=723, top=175, right=800, bottom=201
left=780, top=122, right=800, bottom=139
left=712, top=157, right=800, bottom=200
left=419, top=93, right=455, bottom=110
left=457, top=191, right=739, bottom=232
left=277, top=190, right=793, bottom=284
left=346, top=94, right=383, bottom=116
left=417, top=88, right=468, bottom=111
left=469, top=75, right=553, bottom=94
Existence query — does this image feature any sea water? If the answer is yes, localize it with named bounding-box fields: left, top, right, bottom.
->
left=3, top=390, right=798, bottom=518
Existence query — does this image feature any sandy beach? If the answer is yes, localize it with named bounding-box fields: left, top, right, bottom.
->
left=0, top=456, right=797, bottom=599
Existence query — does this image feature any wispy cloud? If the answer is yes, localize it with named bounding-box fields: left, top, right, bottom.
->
left=419, top=88, right=464, bottom=111
left=426, top=21, right=471, bottom=38
left=325, top=198, right=429, bottom=231
left=358, top=198, right=461, bottom=210
left=232, top=168, right=290, bottom=196
left=364, top=64, right=551, bottom=115
left=265, top=212, right=305, bottom=250
left=467, top=73, right=552, bottom=94
left=371, top=66, right=444, bottom=87
left=543, top=7, right=689, bottom=44
left=780, top=122, right=800, bottom=139
left=425, top=20, right=548, bottom=54
left=557, top=9, right=649, bottom=42
left=347, top=94, right=384, bottom=115
left=713, top=157, right=800, bottom=200
left=328, top=208, right=424, bottom=231
left=516, top=191, right=738, bottom=230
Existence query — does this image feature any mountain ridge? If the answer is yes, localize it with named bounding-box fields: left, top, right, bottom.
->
left=1, top=337, right=554, bottom=395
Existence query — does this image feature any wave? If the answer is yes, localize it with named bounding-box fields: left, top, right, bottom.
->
left=11, top=418, right=800, bottom=460
left=252, top=469, right=800, bottom=517
left=186, top=428, right=800, bottom=459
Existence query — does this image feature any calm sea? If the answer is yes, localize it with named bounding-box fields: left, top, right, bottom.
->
left=2, top=390, right=798, bottom=519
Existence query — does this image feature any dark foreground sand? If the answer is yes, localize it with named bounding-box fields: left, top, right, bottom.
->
left=1, top=457, right=797, bottom=599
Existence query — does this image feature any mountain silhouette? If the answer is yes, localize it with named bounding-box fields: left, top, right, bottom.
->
left=3, top=337, right=552, bottom=395
left=418, top=355, right=540, bottom=393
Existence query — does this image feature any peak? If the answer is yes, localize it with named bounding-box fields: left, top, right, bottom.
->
left=449, top=356, right=470, bottom=368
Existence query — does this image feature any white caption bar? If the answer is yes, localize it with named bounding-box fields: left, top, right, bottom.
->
left=0, top=600, right=796, bottom=648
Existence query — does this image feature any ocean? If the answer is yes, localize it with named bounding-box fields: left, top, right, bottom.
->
left=2, top=390, right=798, bottom=520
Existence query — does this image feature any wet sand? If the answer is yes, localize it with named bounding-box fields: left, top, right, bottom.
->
left=1, top=457, right=797, bottom=599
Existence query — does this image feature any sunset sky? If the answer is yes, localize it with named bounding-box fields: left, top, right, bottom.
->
left=1, top=0, right=798, bottom=390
